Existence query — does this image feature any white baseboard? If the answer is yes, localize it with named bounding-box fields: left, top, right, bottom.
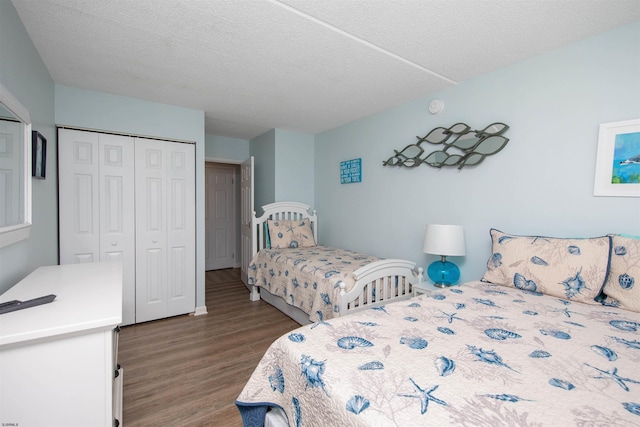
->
left=194, top=305, right=208, bottom=316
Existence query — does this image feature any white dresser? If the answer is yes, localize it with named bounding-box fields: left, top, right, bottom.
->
left=0, top=262, right=123, bottom=427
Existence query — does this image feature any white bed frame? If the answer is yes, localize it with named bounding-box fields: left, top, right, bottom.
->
left=249, top=201, right=422, bottom=324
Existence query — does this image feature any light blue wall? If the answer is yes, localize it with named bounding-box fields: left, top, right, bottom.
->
left=55, top=85, right=208, bottom=310
left=250, top=130, right=276, bottom=216
left=205, top=134, right=250, bottom=162
left=250, top=129, right=315, bottom=215
left=274, top=129, right=314, bottom=208
left=0, top=0, right=56, bottom=293
left=314, top=21, right=640, bottom=284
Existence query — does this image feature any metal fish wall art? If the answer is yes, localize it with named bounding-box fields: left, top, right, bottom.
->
left=383, top=122, right=510, bottom=169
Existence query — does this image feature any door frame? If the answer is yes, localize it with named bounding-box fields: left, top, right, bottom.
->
left=204, top=157, right=243, bottom=273
left=205, top=161, right=240, bottom=270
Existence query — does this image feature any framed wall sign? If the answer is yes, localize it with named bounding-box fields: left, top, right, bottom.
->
left=593, top=119, right=640, bottom=197
left=32, top=130, right=46, bottom=179
left=340, top=158, right=362, bottom=184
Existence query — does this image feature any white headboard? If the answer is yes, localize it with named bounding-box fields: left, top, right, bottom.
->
left=251, top=202, right=318, bottom=256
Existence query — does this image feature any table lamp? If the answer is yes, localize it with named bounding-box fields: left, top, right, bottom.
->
left=423, top=224, right=466, bottom=287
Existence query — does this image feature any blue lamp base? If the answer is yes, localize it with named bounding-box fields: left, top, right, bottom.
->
left=427, top=257, right=460, bottom=288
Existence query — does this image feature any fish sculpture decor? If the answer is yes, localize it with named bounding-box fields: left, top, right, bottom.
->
left=383, top=122, right=510, bottom=169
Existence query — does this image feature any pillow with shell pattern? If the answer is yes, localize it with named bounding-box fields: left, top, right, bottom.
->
left=267, top=218, right=316, bottom=249
left=481, top=228, right=611, bottom=304
left=601, top=235, right=640, bottom=312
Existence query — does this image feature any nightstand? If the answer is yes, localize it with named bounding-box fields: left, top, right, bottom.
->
left=413, top=281, right=441, bottom=297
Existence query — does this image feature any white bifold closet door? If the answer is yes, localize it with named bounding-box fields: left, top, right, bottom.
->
left=58, top=129, right=136, bottom=325
left=58, top=129, right=195, bottom=325
left=134, top=138, right=195, bottom=323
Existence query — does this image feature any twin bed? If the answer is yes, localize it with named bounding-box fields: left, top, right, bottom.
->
left=246, top=202, right=421, bottom=324
left=238, top=225, right=640, bottom=426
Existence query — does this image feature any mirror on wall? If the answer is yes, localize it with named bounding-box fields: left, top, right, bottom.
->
left=0, top=82, right=32, bottom=248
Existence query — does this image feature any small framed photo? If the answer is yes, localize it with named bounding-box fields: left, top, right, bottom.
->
left=593, top=119, right=640, bottom=197
left=32, top=130, right=46, bottom=179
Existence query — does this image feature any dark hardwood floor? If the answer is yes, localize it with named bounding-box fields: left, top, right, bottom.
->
left=118, top=268, right=299, bottom=426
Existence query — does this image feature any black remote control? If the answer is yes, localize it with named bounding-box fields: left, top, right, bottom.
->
left=0, top=294, right=56, bottom=315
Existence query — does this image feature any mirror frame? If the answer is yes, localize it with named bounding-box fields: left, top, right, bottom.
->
left=0, top=81, right=32, bottom=248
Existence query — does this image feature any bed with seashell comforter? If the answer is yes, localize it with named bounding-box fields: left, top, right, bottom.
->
left=246, top=202, right=420, bottom=325
left=236, top=230, right=640, bottom=426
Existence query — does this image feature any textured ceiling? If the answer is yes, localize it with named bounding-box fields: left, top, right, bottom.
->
left=11, top=0, right=640, bottom=139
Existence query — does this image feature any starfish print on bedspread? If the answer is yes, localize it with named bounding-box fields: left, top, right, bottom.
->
left=549, top=307, right=578, bottom=318
left=437, top=310, right=464, bottom=324
left=310, top=311, right=331, bottom=329
left=586, top=364, right=640, bottom=392
left=398, top=378, right=447, bottom=414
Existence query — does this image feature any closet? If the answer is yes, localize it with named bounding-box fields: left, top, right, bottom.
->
left=58, top=128, right=195, bottom=324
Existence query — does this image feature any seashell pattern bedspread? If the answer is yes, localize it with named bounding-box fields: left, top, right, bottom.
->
left=236, top=280, right=640, bottom=426
left=248, top=246, right=381, bottom=322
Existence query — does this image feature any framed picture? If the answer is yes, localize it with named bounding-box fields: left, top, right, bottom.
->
left=340, top=158, right=362, bottom=184
left=593, top=119, right=640, bottom=197
left=32, top=130, right=46, bottom=179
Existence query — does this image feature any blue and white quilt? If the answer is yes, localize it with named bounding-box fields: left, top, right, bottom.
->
left=248, top=246, right=381, bottom=322
left=236, top=280, right=640, bottom=426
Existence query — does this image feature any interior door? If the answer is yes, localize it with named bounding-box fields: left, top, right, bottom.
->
left=240, top=156, right=254, bottom=287
left=205, top=163, right=236, bottom=270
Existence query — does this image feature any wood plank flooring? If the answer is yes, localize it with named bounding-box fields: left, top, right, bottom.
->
left=118, top=268, right=299, bottom=426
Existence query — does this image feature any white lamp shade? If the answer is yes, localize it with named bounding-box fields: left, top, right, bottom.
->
left=423, top=224, right=466, bottom=256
